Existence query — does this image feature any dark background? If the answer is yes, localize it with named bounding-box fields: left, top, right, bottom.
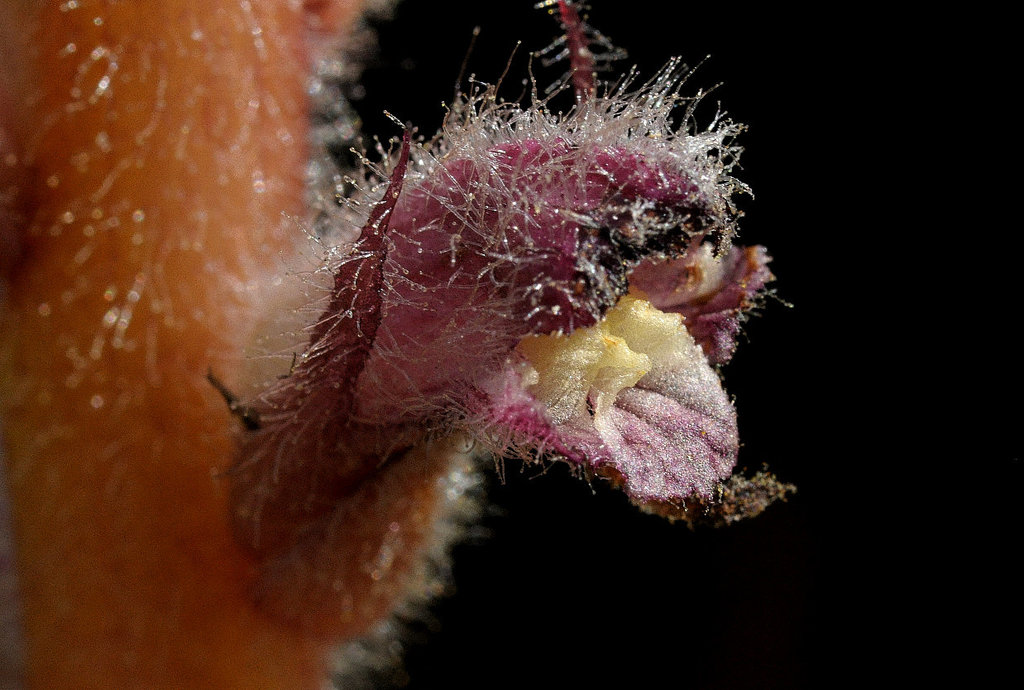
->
left=349, top=3, right=1021, bottom=688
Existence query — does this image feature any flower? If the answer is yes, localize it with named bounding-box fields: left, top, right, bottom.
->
left=228, top=56, right=791, bottom=632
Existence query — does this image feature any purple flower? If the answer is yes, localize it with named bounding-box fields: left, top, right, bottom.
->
left=228, top=22, right=790, bottom=631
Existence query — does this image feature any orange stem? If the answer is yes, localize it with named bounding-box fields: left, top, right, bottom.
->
left=1, top=0, right=362, bottom=685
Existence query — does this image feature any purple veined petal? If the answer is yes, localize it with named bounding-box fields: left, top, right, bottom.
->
left=630, top=244, right=774, bottom=364
left=501, top=294, right=739, bottom=515
left=483, top=292, right=791, bottom=521
left=580, top=381, right=738, bottom=506
left=588, top=294, right=740, bottom=504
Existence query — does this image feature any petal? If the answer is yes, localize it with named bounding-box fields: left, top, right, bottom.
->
left=630, top=244, right=773, bottom=364
left=510, top=295, right=739, bottom=510
left=564, top=340, right=739, bottom=507
left=471, top=364, right=585, bottom=463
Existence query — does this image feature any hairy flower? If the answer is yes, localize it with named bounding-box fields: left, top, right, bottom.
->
left=228, top=4, right=790, bottom=633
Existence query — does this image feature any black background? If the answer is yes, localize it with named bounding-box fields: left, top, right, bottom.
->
left=350, top=3, right=1020, bottom=688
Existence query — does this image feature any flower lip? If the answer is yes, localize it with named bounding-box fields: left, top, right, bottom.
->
left=511, top=292, right=741, bottom=509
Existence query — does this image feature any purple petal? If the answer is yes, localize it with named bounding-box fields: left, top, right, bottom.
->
left=479, top=348, right=793, bottom=523
left=486, top=295, right=739, bottom=512
left=472, top=366, right=583, bottom=462
left=630, top=244, right=773, bottom=364
left=560, top=352, right=739, bottom=508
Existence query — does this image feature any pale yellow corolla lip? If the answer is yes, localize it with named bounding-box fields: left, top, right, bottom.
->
left=516, top=293, right=689, bottom=426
